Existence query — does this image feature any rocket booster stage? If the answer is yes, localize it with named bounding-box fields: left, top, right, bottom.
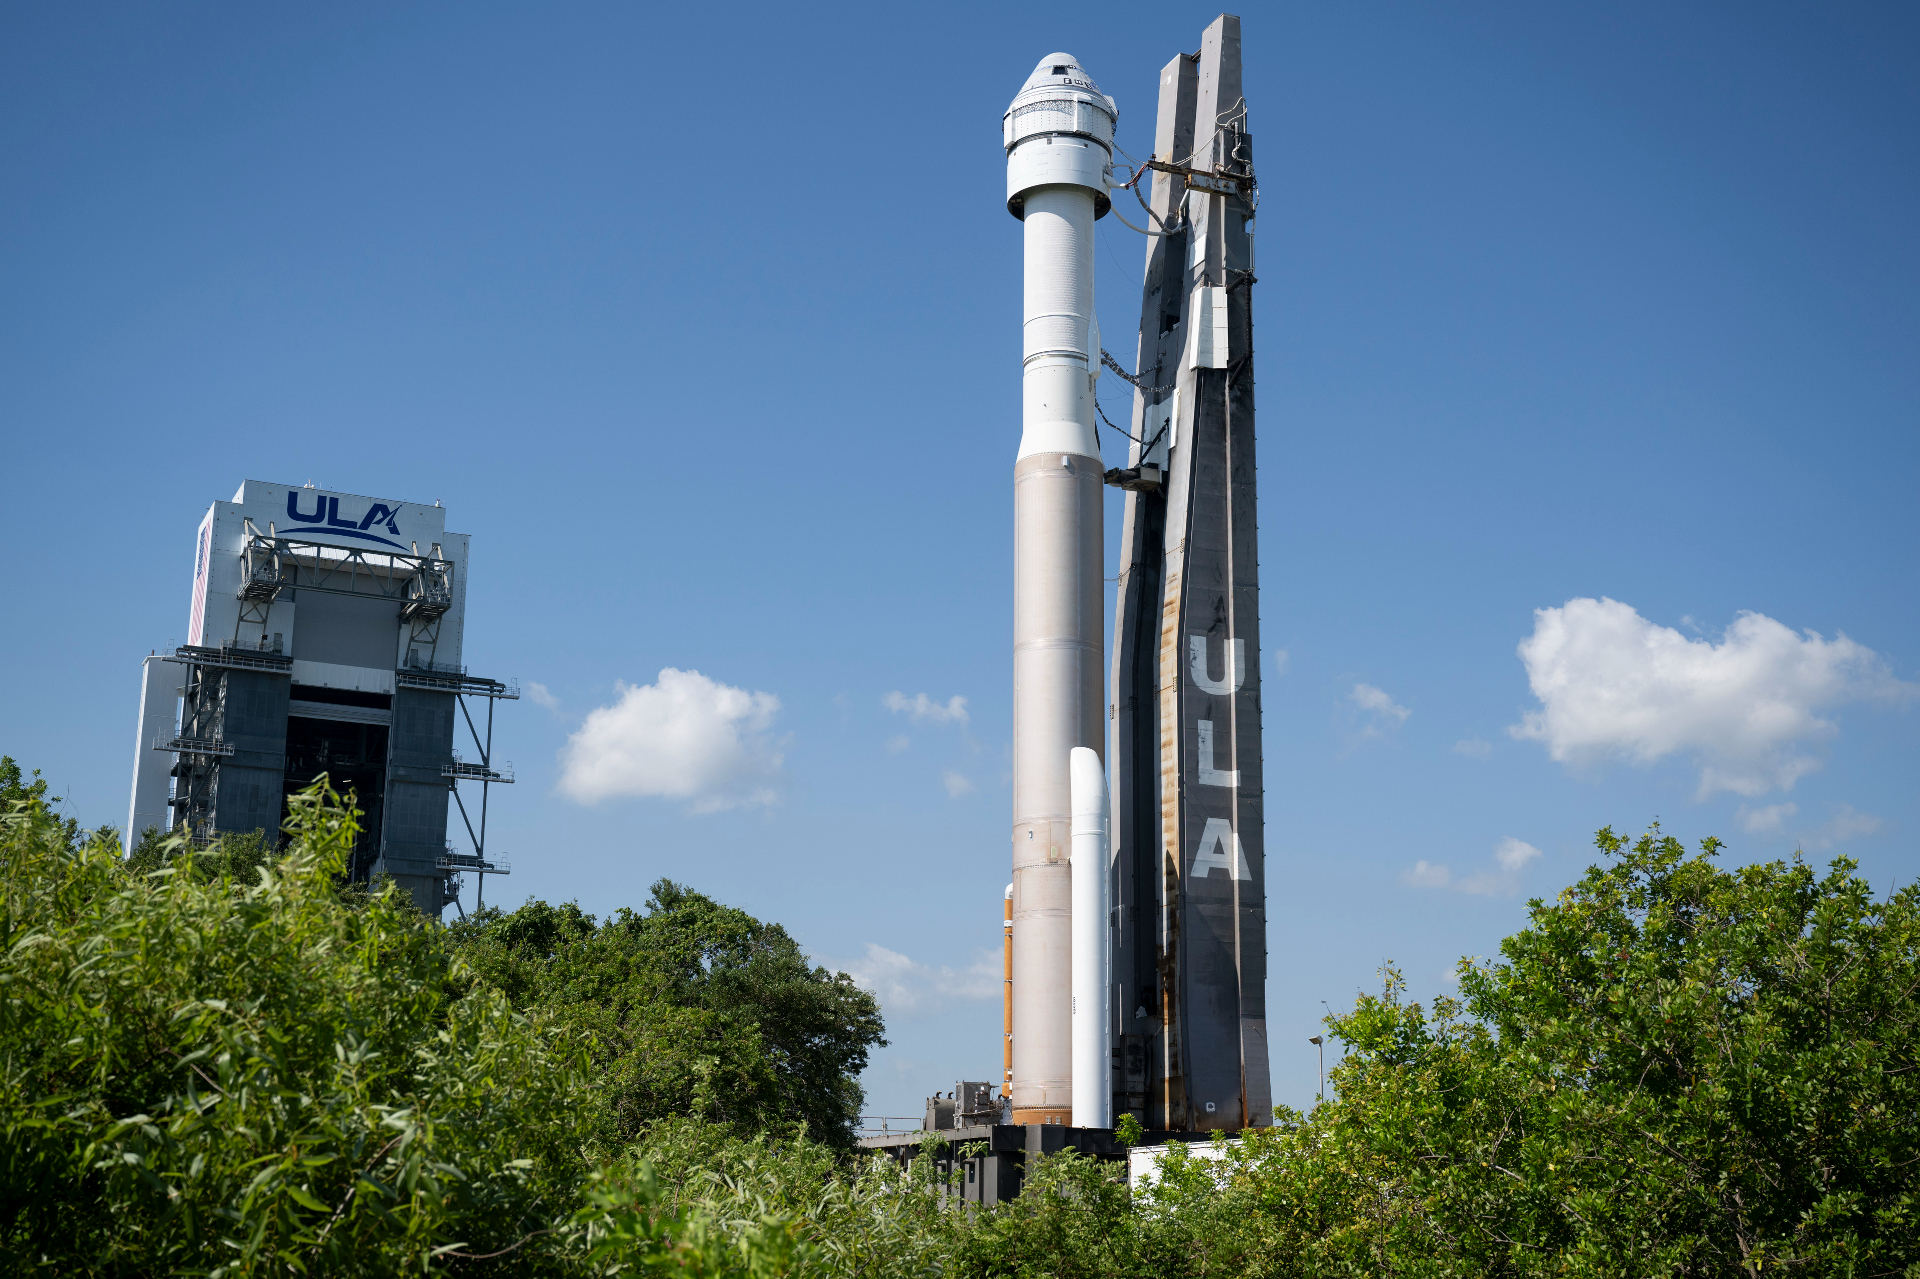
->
left=1004, top=54, right=1114, bottom=1127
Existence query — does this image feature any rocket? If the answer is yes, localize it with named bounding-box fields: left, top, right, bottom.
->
left=1004, top=54, right=1115, bottom=1128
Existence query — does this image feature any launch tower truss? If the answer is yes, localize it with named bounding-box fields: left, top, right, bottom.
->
left=1108, top=14, right=1272, bottom=1132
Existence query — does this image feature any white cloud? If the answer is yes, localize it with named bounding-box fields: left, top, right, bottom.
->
left=1453, top=738, right=1492, bottom=759
left=885, top=735, right=910, bottom=755
left=1803, top=804, right=1883, bottom=851
left=1737, top=800, right=1880, bottom=848
left=526, top=681, right=560, bottom=711
left=941, top=769, right=974, bottom=798
left=1353, top=683, right=1410, bottom=722
left=1493, top=837, right=1543, bottom=872
left=821, top=943, right=1000, bottom=1017
left=1737, top=802, right=1798, bottom=835
left=1272, top=649, right=1290, bottom=676
left=1349, top=683, right=1410, bottom=741
left=883, top=691, right=970, bottom=727
left=557, top=668, right=783, bottom=811
left=1405, top=837, right=1540, bottom=896
left=1457, top=839, right=1542, bottom=896
left=1510, top=598, right=1914, bottom=798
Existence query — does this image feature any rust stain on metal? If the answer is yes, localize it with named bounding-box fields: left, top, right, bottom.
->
left=1155, top=555, right=1185, bottom=1130
left=1133, top=157, right=1244, bottom=199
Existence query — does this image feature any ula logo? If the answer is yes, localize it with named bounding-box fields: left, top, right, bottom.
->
left=286, top=491, right=407, bottom=551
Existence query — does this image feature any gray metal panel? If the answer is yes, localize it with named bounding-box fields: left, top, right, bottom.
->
left=208, top=764, right=284, bottom=842
left=292, top=591, right=403, bottom=669
left=383, top=873, right=445, bottom=918
left=1180, top=12, right=1268, bottom=1133
left=1177, top=362, right=1255, bottom=1128
left=1108, top=15, right=1269, bottom=1132
left=438, top=532, right=470, bottom=669
left=210, top=668, right=290, bottom=839
left=378, top=684, right=455, bottom=918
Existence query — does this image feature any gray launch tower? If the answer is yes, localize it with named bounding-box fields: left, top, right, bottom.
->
left=1108, top=15, right=1272, bottom=1132
left=126, top=481, right=513, bottom=917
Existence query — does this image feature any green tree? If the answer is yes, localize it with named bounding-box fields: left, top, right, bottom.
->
left=0, top=756, right=53, bottom=809
left=1149, top=826, right=1920, bottom=1277
left=0, top=754, right=112, bottom=852
left=125, top=825, right=278, bottom=885
left=1434, top=824, right=1920, bottom=1274
left=450, top=882, right=886, bottom=1149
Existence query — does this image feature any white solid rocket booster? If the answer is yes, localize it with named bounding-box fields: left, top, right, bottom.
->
left=1070, top=746, right=1113, bottom=1129
left=1004, top=54, right=1114, bottom=1126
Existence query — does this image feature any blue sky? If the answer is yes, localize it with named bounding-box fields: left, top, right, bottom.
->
left=3, top=2, right=1916, bottom=1125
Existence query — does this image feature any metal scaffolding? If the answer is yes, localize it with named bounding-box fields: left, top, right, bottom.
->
left=159, top=642, right=295, bottom=843
left=235, top=520, right=456, bottom=662
left=442, top=674, right=518, bottom=913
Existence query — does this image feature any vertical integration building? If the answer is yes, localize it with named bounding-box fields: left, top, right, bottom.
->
left=126, top=481, right=514, bottom=916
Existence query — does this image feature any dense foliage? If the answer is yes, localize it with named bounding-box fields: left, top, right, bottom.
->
left=0, top=779, right=593, bottom=1274
left=919, top=825, right=1920, bottom=1277
left=4, top=749, right=1915, bottom=1276
left=1297, top=825, right=1920, bottom=1275
left=595, top=826, right=1920, bottom=1278
left=0, top=771, right=888, bottom=1275
left=446, top=886, right=885, bottom=1148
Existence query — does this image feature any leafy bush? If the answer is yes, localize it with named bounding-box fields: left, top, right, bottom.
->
left=125, top=824, right=279, bottom=886
left=0, top=781, right=595, bottom=1275
left=573, top=1118, right=965, bottom=1277
left=0, top=763, right=893, bottom=1275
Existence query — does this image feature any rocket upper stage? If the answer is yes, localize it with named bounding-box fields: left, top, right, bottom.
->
left=1003, top=54, right=1116, bottom=219
left=1006, top=52, right=1111, bottom=464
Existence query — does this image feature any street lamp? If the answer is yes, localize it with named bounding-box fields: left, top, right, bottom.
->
left=1308, top=1036, right=1324, bottom=1102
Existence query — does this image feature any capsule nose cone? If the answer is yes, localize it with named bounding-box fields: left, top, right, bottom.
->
left=1021, top=53, right=1103, bottom=98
